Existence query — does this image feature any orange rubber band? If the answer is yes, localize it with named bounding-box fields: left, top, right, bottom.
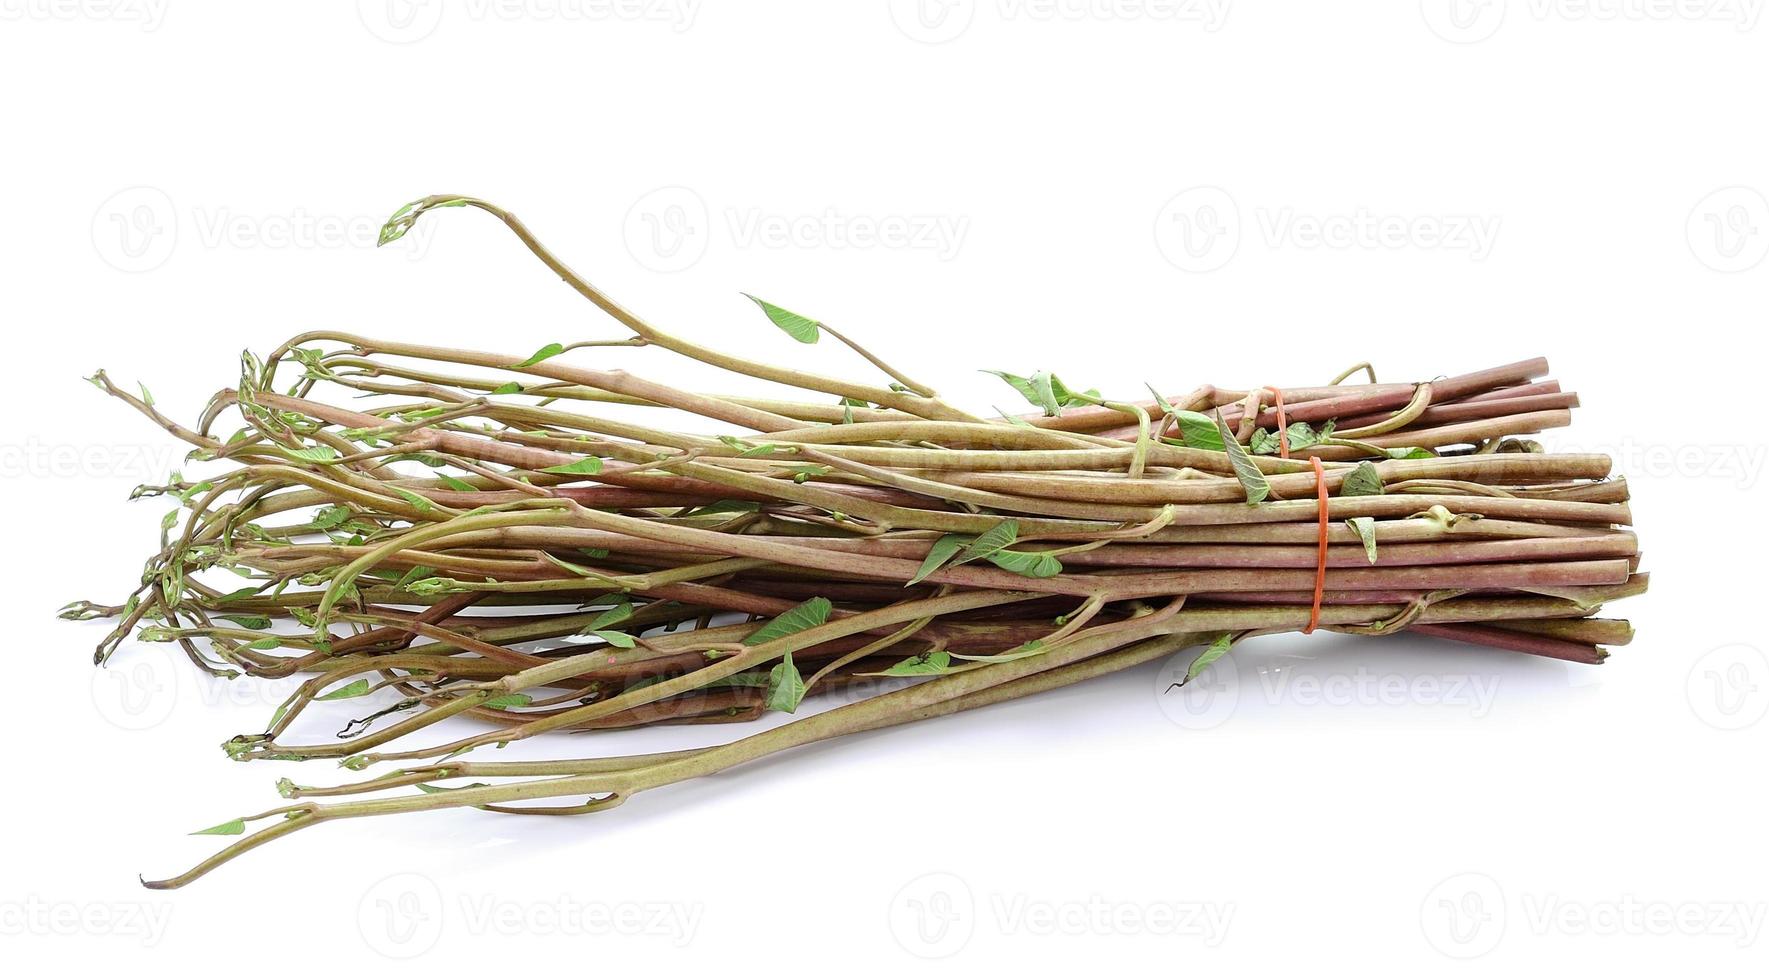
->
left=1266, top=386, right=1290, bottom=458
left=1305, top=455, right=1328, bottom=634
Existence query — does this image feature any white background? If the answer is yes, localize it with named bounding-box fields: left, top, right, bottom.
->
left=2, top=0, right=1766, bottom=974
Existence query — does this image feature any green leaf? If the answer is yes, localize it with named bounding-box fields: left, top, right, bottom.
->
left=985, top=549, right=1063, bottom=578
left=764, top=651, right=808, bottom=712
left=742, top=294, right=821, bottom=343
left=678, top=499, right=760, bottom=518
left=907, top=533, right=969, bottom=586
left=191, top=818, right=245, bottom=836
left=1145, top=384, right=1178, bottom=417
left=509, top=343, right=566, bottom=368
left=437, top=474, right=477, bottom=492
left=1183, top=633, right=1235, bottom=685
left=390, top=486, right=438, bottom=514
left=312, top=504, right=352, bottom=530
left=244, top=637, right=282, bottom=651
left=956, top=519, right=1019, bottom=564
left=483, top=693, right=532, bottom=709
left=878, top=650, right=955, bottom=676
left=316, top=679, right=372, bottom=701
left=395, top=565, right=435, bottom=591
left=1292, top=419, right=1336, bottom=451
left=1171, top=410, right=1226, bottom=452
left=1346, top=517, right=1379, bottom=564
left=984, top=370, right=1061, bottom=416
left=541, top=456, right=604, bottom=476
left=590, top=629, right=636, bottom=648
left=1213, top=411, right=1270, bottom=505
left=287, top=446, right=340, bottom=463
left=218, top=614, right=272, bottom=630
left=138, top=382, right=155, bottom=406
left=1341, top=461, right=1385, bottom=497
left=489, top=382, right=524, bottom=395
left=588, top=599, right=634, bottom=631
left=743, top=597, right=833, bottom=646
left=1383, top=446, right=1435, bottom=460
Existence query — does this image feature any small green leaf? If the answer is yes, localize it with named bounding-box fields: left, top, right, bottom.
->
left=591, top=629, right=636, bottom=648
left=390, top=487, right=438, bottom=514
left=509, top=343, right=566, bottom=368
left=1346, top=517, right=1379, bottom=564
left=956, top=519, right=1019, bottom=564
left=1383, top=446, right=1435, bottom=460
left=218, top=615, right=272, bottom=630
left=191, top=818, right=245, bottom=836
left=483, top=693, right=532, bottom=709
left=138, top=382, right=155, bottom=406
left=490, top=381, right=524, bottom=395
left=1183, top=633, right=1235, bottom=685
left=437, top=474, right=477, bottom=492
left=1171, top=410, right=1226, bottom=452
left=878, top=650, right=955, bottom=676
left=395, top=565, right=435, bottom=591
left=587, top=599, right=634, bottom=631
left=244, top=637, right=282, bottom=651
left=1341, top=461, right=1385, bottom=497
left=312, top=504, right=353, bottom=529
left=287, top=446, right=340, bottom=463
left=907, top=534, right=969, bottom=586
left=540, top=456, right=604, bottom=476
left=765, top=651, right=808, bottom=712
left=742, top=294, right=821, bottom=343
left=316, top=679, right=372, bottom=701
left=985, top=549, right=1063, bottom=578
left=1213, top=411, right=1270, bottom=505
left=743, top=597, right=833, bottom=646
left=984, top=370, right=1061, bottom=416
